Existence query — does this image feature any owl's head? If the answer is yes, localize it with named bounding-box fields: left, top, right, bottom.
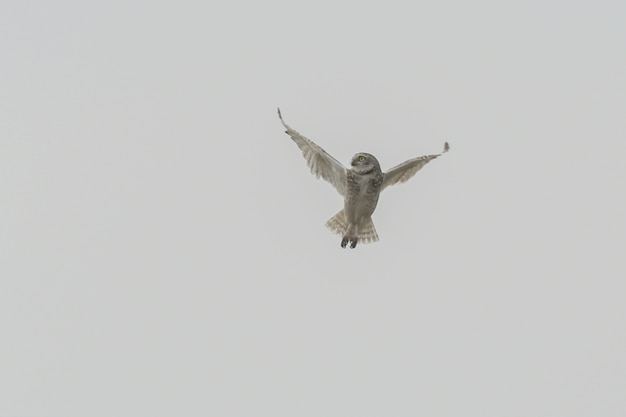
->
left=351, top=153, right=381, bottom=174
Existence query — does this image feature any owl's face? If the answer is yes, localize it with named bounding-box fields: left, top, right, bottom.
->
left=351, top=153, right=381, bottom=174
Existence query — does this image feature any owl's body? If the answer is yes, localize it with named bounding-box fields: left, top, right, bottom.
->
left=278, top=109, right=449, bottom=248
left=326, top=155, right=384, bottom=248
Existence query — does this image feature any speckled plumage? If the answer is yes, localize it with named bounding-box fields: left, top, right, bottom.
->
left=278, top=108, right=449, bottom=248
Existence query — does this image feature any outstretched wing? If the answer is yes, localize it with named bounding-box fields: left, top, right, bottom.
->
left=381, top=142, right=449, bottom=191
left=278, top=108, right=347, bottom=196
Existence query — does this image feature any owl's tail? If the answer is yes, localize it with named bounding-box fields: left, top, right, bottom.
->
left=325, top=210, right=379, bottom=244
left=325, top=210, right=348, bottom=236
left=357, top=217, right=379, bottom=244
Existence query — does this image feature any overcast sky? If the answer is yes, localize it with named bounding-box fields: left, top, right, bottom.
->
left=2, top=0, right=626, bottom=416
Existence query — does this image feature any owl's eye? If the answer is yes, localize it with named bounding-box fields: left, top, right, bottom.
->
left=358, top=156, right=366, bottom=162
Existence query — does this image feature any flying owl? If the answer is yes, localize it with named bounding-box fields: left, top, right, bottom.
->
left=278, top=108, right=449, bottom=248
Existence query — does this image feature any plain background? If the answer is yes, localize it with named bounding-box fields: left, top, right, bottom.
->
left=2, top=0, right=625, bottom=416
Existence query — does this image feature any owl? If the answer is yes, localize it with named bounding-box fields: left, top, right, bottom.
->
left=279, top=108, right=449, bottom=248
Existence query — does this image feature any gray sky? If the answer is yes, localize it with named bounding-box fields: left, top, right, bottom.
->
left=2, top=0, right=625, bottom=416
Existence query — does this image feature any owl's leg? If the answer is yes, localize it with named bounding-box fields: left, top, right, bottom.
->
left=351, top=224, right=359, bottom=248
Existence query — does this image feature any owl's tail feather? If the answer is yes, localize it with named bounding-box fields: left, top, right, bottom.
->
left=357, top=217, right=379, bottom=244
left=325, top=211, right=379, bottom=244
left=325, top=210, right=347, bottom=236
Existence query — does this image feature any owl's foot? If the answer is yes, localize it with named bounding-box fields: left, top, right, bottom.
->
left=341, top=237, right=358, bottom=248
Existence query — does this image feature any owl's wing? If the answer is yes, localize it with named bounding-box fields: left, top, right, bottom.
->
left=278, top=108, right=347, bottom=196
left=381, top=142, right=449, bottom=191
